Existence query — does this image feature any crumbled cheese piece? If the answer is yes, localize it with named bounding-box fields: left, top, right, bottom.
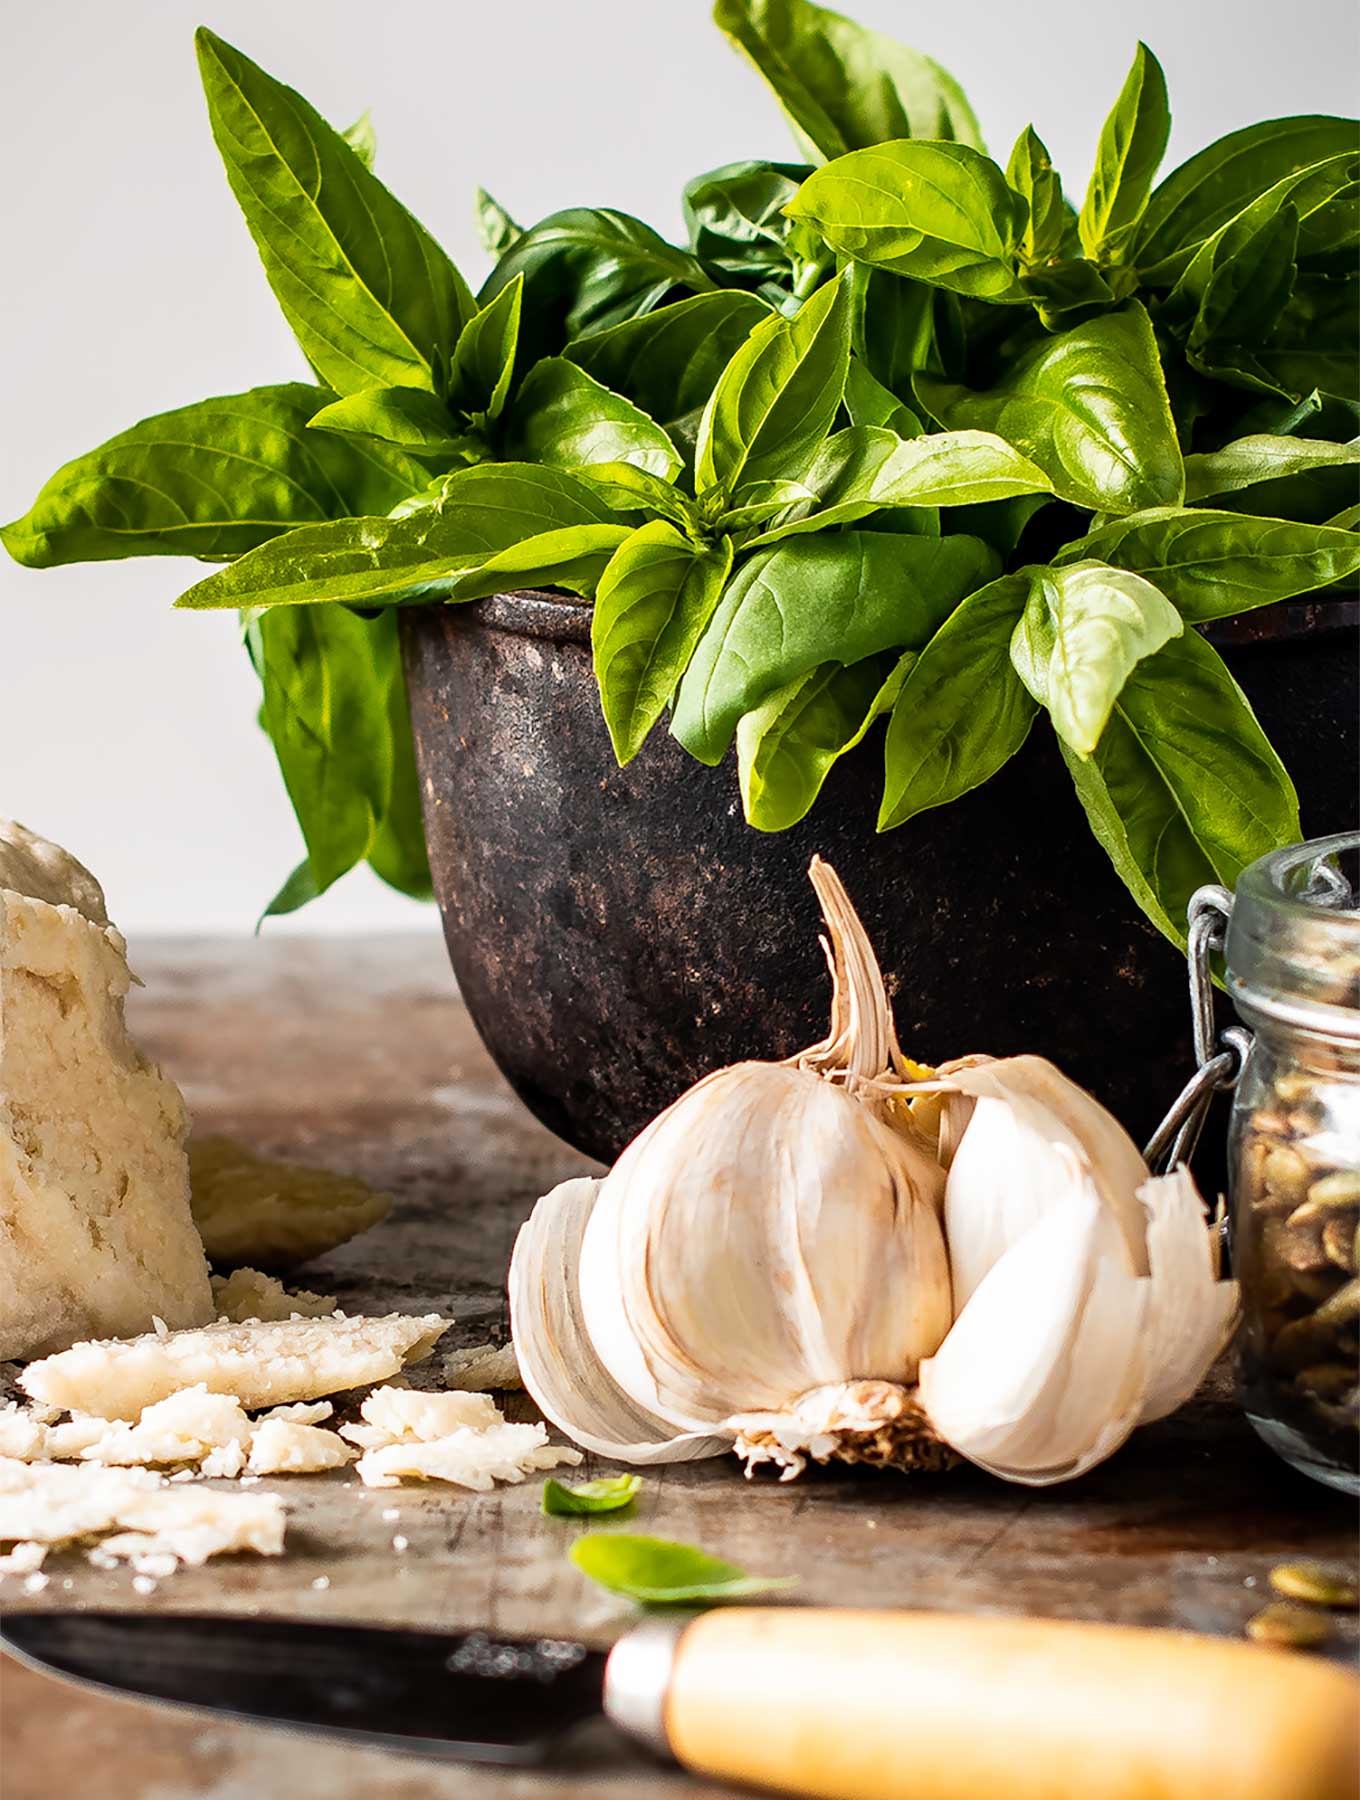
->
left=21, top=1312, right=450, bottom=1420
left=0, top=1403, right=50, bottom=1461
left=246, top=1421, right=355, bottom=1475
left=198, top=1442, right=249, bottom=1480
left=23, top=1570, right=49, bottom=1593
left=442, top=1342, right=522, bottom=1392
left=0, top=1457, right=162, bottom=1541
left=391, top=1534, right=408, bottom=1552
left=130, top=1551, right=179, bottom=1579
left=131, top=1574, right=157, bottom=1595
left=211, top=1269, right=338, bottom=1324
left=355, top=1422, right=580, bottom=1491
left=189, top=1137, right=390, bottom=1271
left=0, top=823, right=213, bottom=1360
left=261, top=1401, right=333, bottom=1425
left=311, top=1575, right=330, bottom=1590
left=339, top=1385, right=499, bottom=1451
left=0, top=1539, right=47, bottom=1574
left=79, top=1386, right=252, bottom=1468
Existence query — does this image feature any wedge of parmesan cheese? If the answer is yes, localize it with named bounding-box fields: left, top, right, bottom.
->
left=189, top=1137, right=391, bottom=1271
left=247, top=1419, right=354, bottom=1475
left=21, top=1312, right=449, bottom=1420
left=355, top=1421, right=579, bottom=1491
left=442, top=1341, right=522, bottom=1392
left=0, top=822, right=214, bottom=1359
left=211, top=1268, right=338, bottom=1323
left=339, top=1385, right=500, bottom=1450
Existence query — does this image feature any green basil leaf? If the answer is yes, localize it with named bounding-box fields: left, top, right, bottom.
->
left=1062, top=630, right=1300, bottom=945
left=565, top=292, right=772, bottom=432
left=478, top=208, right=715, bottom=369
left=448, top=276, right=524, bottom=421
left=1184, top=435, right=1360, bottom=524
left=715, top=478, right=818, bottom=532
left=367, top=654, right=433, bottom=901
left=918, top=304, right=1183, bottom=515
left=1184, top=204, right=1299, bottom=363
left=849, top=266, right=954, bottom=402
left=592, top=523, right=734, bottom=763
left=308, top=387, right=477, bottom=457
left=249, top=602, right=395, bottom=902
left=713, top=0, right=983, bottom=160
left=683, top=159, right=809, bottom=278
left=738, top=649, right=910, bottom=830
left=878, top=573, right=1037, bottom=830
left=446, top=523, right=633, bottom=604
left=570, top=1531, right=795, bottom=1604
left=788, top=143, right=1027, bottom=302
left=542, top=1474, right=642, bottom=1517
left=695, top=272, right=851, bottom=495
left=341, top=110, right=376, bottom=169
left=176, top=465, right=616, bottom=610
left=1, top=384, right=425, bottom=568
left=1019, top=260, right=1118, bottom=328
left=196, top=30, right=473, bottom=396
left=1009, top=561, right=1183, bottom=757
left=508, top=359, right=680, bottom=477
left=1249, top=273, right=1360, bottom=405
left=1056, top=507, right=1360, bottom=618
left=576, top=463, right=698, bottom=529
left=843, top=360, right=924, bottom=437
left=672, top=529, right=998, bottom=764
left=475, top=187, right=523, bottom=257
left=744, top=425, right=1052, bottom=545
left=1136, top=118, right=1360, bottom=286
left=1007, top=126, right=1065, bottom=268
left=1078, top=44, right=1170, bottom=265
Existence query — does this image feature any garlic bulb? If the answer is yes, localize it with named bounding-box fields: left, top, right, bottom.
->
left=510, top=860, right=1238, bottom=1485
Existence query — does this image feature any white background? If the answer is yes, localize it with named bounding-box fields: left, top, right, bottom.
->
left=3, top=0, right=1354, bottom=932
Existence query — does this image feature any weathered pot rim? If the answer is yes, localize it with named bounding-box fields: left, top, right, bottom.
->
left=422, top=588, right=1358, bottom=651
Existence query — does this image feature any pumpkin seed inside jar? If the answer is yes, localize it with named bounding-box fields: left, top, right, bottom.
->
left=1225, top=836, right=1360, bottom=1495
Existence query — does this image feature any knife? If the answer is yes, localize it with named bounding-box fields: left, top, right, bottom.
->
left=4, top=1607, right=1356, bottom=1800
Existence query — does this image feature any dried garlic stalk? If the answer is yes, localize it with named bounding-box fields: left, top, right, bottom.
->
left=510, top=858, right=1239, bottom=1484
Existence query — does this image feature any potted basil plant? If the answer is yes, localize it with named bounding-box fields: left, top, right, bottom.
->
left=6, top=1, right=1357, bottom=1160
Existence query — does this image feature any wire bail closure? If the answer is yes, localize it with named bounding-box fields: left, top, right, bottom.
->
left=1144, top=885, right=1253, bottom=1175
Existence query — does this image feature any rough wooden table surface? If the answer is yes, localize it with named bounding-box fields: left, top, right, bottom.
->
left=3, top=934, right=1356, bottom=1800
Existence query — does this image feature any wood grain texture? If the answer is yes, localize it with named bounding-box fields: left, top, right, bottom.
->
left=2, top=932, right=1356, bottom=1800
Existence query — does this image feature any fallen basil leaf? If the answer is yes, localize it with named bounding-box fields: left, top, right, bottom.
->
left=788, top=142, right=1027, bottom=302
left=569, top=1531, right=796, bottom=1604
left=542, top=1474, right=642, bottom=1516
left=713, top=0, right=983, bottom=161
left=1057, top=508, right=1360, bottom=619
left=919, top=304, right=1183, bottom=516
left=673, top=529, right=998, bottom=766
left=878, top=573, right=1036, bottom=830
left=196, top=30, right=473, bottom=396
left=1010, top=561, right=1183, bottom=758
left=1, top=384, right=426, bottom=568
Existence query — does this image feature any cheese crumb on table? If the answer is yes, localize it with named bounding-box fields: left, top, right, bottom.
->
left=20, top=1312, right=450, bottom=1419
left=210, top=1269, right=338, bottom=1324
left=0, top=821, right=213, bottom=1361
left=189, top=1137, right=391, bottom=1271
left=355, top=1421, right=581, bottom=1491
left=246, top=1420, right=355, bottom=1475
left=441, top=1342, right=522, bottom=1392
left=339, top=1386, right=499, bottom=1450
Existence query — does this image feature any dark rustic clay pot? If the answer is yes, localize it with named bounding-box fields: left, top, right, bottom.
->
left=402, top=596, right=1358, bottom=1166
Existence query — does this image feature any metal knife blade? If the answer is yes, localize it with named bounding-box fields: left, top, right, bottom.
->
left=1, top=1611, right=608, bottom=1765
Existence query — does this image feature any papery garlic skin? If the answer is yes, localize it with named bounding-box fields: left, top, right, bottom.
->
left=576, top=1060, right=950, bottom=1434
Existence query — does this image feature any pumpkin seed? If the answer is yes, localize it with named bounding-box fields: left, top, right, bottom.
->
left=1245, top=1602, right=1331, bottom=1649
left=1268, top=1562, right=1359, bottom=1609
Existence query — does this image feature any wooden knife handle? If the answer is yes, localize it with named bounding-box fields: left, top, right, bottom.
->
left=656, top=1608, right=1359, bottom=1800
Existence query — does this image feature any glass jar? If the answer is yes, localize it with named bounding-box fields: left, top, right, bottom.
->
left=1225, top=832, right=1360, bottom=1495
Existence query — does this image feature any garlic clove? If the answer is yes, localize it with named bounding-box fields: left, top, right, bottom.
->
left=577, top=1062, right=950, bottom=1432
left=918, top=1150, right=1152, bottom=1485
left=924, top=1055, right=1153, bottom=1310
left=508, top=1178, right=728, bottom=1465
left=1135, top=1167, right=1240, bottom=1425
